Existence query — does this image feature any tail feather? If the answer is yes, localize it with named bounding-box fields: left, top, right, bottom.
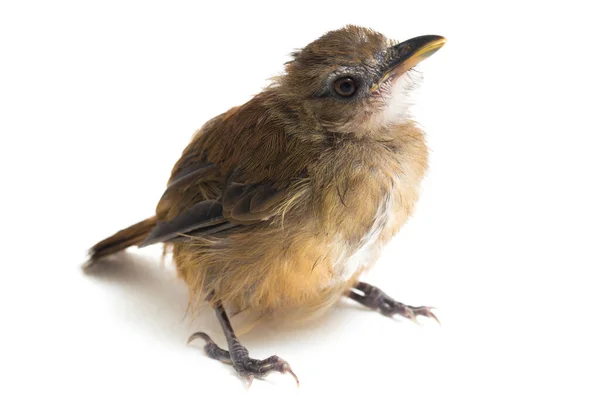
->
left=88, top=217, right=157, bottom=261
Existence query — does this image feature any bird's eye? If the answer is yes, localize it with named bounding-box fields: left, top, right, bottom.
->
left=333, top=77, right=357, bottom=97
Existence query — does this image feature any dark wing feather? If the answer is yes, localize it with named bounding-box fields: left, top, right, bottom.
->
left=223, top=182, right=286, bottom=222
left=140, top=200, right=225, bottom=247
left=140, top=178, right=288, bottom=247
left=155, top=162, right=219, bottom=218
left=140, top=102, right=294, bottom=247
left=164, top=222, right=237, bottom=243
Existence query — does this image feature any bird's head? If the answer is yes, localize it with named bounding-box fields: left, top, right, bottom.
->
left=279, top=25, right=446, bottom=135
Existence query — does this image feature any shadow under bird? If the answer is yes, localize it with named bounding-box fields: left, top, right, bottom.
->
left=88, top=25, right=446, bottom=386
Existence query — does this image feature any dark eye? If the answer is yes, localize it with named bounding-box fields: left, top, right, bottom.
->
left=334, top=77, right=357, bottom=97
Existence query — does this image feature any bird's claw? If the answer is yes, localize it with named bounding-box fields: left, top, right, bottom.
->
left=188, top=332, right=299, bottom=387
left=243, top=355, right=299, bottom=387
left=386, top=302, right=440, bottom=324
left=352, top=283, right=440, bottom=324
left=410, top=306, right=440, bottom=325
left=245, top=374, right=254, bottom=389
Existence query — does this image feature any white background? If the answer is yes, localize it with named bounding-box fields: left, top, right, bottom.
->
left=1, top=0, right=599, bottom=398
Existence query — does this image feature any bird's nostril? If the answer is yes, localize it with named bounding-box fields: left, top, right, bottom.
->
left=400, top=45, right=412, bottom=56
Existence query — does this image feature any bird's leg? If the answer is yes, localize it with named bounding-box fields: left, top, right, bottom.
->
left=348, top=281, right=439, bottom=323
left=187, top=301, right=299, bottom=387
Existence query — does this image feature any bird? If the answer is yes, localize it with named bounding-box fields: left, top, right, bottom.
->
left=88, top=25, right=446, bottom=386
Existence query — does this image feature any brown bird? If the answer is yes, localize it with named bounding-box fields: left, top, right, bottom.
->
left=88, top=25, right=446, bottom=386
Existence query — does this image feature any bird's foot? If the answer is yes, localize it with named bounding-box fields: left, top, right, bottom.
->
left=188, top=332, right=299, bottom=388
left=349, top=282, right=439, bottom=324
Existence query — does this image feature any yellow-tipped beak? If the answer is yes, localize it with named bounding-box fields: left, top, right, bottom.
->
left=371, top=35, right=446, bottom=92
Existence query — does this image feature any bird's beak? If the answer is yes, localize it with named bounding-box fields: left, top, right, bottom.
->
left=370, top=35, right=446, bottom=92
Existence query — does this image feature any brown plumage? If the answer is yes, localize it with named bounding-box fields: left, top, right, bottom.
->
left=88, top=25, right=445, bottom=384
left=89, top=216, right=156, bottom=260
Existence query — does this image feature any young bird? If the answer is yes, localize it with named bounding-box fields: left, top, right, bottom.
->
left=89, top=25, right=446, bottom=385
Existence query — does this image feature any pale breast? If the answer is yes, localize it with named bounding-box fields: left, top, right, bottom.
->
left=330, top=191, right=392, bottom=282
left=318, top=123, right=428, bottom=288
left=329, top=162, right=424, bottom=285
